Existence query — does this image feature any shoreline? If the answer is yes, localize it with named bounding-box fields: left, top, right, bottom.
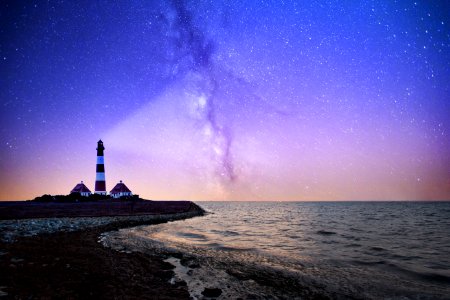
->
left=3, top=201, right=448, bottom=299
left=0, top=199, right=203, bottom=220
left=0, top=209, right=204, bottom=243
left=100, top=203, right=450, bottom=300
left=102, top=225, right=338, bottom=300
left=0, top=199, right=204, bottom=243
left=0, top=201, right=205, bottom=299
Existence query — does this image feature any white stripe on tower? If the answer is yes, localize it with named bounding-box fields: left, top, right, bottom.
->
left=95, top=173, right=105, bottom=181
left=95, top=139, right=106, bottom=195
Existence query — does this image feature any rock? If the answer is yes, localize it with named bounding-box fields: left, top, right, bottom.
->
left=202, top=288, right=222, bottom=298
left=180, top=258, right=200, bottom=268
left=227, top=269, right=250, bottom=280
left=160, top=261, right=175, bottom=270
left=188, top=262, right=200, bottom=268
left=0, top=286, right=8, bottom=297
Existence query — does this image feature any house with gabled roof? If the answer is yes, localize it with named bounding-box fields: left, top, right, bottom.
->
left=110, top=180, right=132, bottom=198
left=70, top=181, right=92, bottom=197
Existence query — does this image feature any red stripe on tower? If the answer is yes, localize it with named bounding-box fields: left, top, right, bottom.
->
left=95, top=139, right=107, bottom=195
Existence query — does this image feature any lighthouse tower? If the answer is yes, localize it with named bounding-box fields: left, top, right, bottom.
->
left=95, top=140, right=107, bottom=195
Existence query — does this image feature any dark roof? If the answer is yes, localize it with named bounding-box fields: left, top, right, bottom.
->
left=71, top=182, right=91, bottom=193
left=110, top=181, right=132, bottom=194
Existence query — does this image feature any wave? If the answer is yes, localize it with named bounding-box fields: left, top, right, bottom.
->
left=370, top=246, right=386, bottom=251
left=316, top=230, right=336, bottom=235
left=345, top=243, right=362, bottom=248
left=210, top=229, right=240, bottom=237
left=101, top=201, right=450, bottom=299
left=352, top=259, right=387, bottom=266
left=352, top=259, right=450, bottom=285
left=175, top=232, right=208, bottom=240
left=420, top=273, right=450, bottom=284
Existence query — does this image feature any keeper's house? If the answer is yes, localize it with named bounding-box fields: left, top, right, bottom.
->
left=110, top=180, right=133, bottom=198
left=70, top=181, right=92, bottom=197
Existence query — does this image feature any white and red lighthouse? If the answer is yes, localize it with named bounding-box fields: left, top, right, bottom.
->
left=95, top=140, right=107, bottom=195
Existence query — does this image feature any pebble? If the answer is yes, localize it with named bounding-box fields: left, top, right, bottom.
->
left=0, top=286, right=8, bottom=297
left=0, top=211, right=201, bottom=243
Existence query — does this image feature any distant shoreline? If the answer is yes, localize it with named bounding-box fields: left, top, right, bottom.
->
left=0, top=198, right=204, bottom=220
left=0, top=199, right=204, bottom=242
left=1, top=212, right=204, bottom=244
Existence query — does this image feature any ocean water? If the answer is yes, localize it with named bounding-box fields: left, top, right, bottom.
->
left=102, top=201, right=450, bottom=299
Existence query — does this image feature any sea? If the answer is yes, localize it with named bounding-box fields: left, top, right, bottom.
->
left=102, top=201, right=450, bottom=299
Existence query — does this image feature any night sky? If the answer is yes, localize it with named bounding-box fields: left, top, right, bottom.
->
left=1, top=1, right=449, bottom=201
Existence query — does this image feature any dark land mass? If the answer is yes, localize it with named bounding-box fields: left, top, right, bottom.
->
left=0, top=226, right=190, bottom=299
left=0, top=198, right=200, bottom=220
left=0, top=199, right=205, bottom=299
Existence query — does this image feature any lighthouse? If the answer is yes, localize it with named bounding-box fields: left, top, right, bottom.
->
left=95, top=140, right=107, bottom=195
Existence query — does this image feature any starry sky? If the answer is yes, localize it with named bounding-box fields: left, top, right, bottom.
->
left=1, top=0, right=449, bottom=201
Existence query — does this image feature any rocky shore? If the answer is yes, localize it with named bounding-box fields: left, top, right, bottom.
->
left=0, top=200, right=204, bottom=299
left=101, top=225, right=333, bottom=300
left=0, top=209, right=203, bottom=243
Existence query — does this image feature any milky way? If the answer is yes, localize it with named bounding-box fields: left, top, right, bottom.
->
left=1, top=0, right=449, bottom=200
left=168, top=0, right=237, bottom=183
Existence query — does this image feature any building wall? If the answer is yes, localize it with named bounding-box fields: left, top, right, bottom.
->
left=111, top=192, right=132, bottom=198
left=71, top=191, right=91, bottom=197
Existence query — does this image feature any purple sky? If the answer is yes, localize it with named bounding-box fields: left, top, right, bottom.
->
left=1, top=0, right=449, bottom=200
